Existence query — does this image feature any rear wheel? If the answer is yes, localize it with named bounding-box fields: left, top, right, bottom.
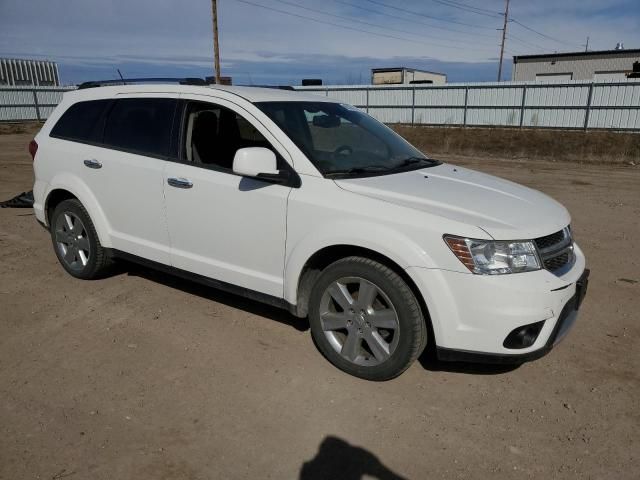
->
left=50, top=199, right=112, bottom=279
left=308, top=256, right=427, bottom=381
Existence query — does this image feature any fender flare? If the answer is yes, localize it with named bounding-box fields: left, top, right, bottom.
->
left=283, top=219, right=435, bottom=305
left=44, top=173, right=113, bottom=248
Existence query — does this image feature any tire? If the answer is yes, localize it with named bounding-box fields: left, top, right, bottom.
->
left=50, top=199, right=112, bottom=280
left=308, top=256, right=427, bottom=381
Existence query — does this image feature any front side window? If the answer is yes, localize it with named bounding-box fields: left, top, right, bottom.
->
left=103, top=98, right=176, bottom=158
left=50, top=99, right=111, bottom=143
left=256, top=101, right=439, bottom=177
left=182, top=101, right=276, bottom=171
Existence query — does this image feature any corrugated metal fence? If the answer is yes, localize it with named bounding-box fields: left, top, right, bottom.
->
left=0, top=86, right=72, bottom=121
left=295, top=80, right=640, bottom=131
left=2, top=81, right=639, bottom=131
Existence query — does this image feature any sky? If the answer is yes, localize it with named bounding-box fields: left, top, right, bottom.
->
left=1, top=0, right=639, bottom=86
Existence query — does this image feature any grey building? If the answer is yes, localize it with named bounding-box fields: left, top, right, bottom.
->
left=512, top=48, right=640, bottom=81
left=0, top=58, right=60, bottom=87
left=371, top=67, right=446, bottom=85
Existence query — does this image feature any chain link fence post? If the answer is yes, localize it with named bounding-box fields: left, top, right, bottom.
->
left=411, top=87, right=416, bottom=125
left=463, top=86, right=469, bottom=127
left=584, top=83, right=594, bottom=131
left=32, top=89, right=41, bottom=121
left=519, top=85, right=527, bottom=128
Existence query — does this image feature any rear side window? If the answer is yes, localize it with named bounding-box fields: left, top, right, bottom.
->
left=103, top=98, right=177, bottom=158
left=50, top=100, right=110, bottom=143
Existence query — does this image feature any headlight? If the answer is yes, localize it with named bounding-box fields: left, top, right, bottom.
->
left=444, top=235, right=541, bottom=275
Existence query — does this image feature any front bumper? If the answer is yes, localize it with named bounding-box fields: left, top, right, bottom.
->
left=437, top=269, right=589, bottom=364
left=406, top=243, right=588, bottom=361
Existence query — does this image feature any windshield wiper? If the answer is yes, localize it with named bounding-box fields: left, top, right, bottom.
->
left=393, top=156, right=441, bottom=169
left=325, top=158, right=440, bottom=178
left=325, top=165, right=390, bottom=177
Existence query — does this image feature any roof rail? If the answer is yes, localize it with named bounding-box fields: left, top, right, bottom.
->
left=77, top=77, right=209, bottom=89
left=241, top=85, right=295, bottom=90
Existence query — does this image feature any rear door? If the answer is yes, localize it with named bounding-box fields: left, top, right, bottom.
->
left=85, top=95, right=177, bottom=264
left=163, top=96, right=292, bottom=297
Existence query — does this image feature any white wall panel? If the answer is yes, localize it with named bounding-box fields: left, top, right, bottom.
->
left=588, top=109, right=640, bottom=130
left=413, top=107, right=464, bottom=125
left=2, top=83, right=638, bottom=130
left=467, top=108, right=521, bottom=126
left=0, top=86, right=72, bottom=120
left=367, top=107, right=411, bottom=124
left=467, top=87, right=523, bottom=107
left=368, top=88, right=412, bottom=106
left=591, top=83, right=640, bottom=107
left=523, top=109, right=585, bottom=128
left=415, top=88, right=465, bottom=106
left=525, top=85, right=589, bottom=106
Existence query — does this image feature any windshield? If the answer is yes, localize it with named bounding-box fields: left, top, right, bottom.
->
left=255, top=101, right=439, bottom=177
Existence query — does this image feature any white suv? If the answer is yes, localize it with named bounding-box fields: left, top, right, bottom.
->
left=31, top=80, right=589, bottom=380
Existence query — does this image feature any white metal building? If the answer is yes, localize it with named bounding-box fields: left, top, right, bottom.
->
left=371, top=67, right=446, bottom=85
left=512, top=48, right=640, bottom=82
left=0, top=58, right=60, bottom=87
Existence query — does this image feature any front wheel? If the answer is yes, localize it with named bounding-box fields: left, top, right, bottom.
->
left=308, top=256, right=427, bottom=381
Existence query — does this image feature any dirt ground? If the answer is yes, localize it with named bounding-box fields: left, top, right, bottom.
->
left=1, top=130, right=639, bottom=480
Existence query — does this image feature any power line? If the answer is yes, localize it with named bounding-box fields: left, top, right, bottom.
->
left=271, top=0, right=453, bottom=44
left=504, top=49, right=524, bottom=60
left=427, top=0, right=502, bottom=18
left=272, top=0, right=498, bottom=48
left=507, top=33, right=550, bottom=52
left=362, top=0, right=497, bottom=29
left=510, top=18, right=581, bottom=48
left=233, top=0, right=496, bottom=54
left=233, top=0, right=429, bottom=45
left=331, top=0, right=499, bottom=39
left=435, top=0, right=501, bottom=14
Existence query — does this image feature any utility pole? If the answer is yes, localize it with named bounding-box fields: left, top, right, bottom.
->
left=584, top=36, right=590, bottom=52
left=497, top=0, right=510, bottom=82
left=211, top=0, right=222, bottom=84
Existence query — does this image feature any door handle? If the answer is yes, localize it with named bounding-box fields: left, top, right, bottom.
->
left=167, top=177, right=193, bottom=189
left=83, top=159, right=102, bottom=169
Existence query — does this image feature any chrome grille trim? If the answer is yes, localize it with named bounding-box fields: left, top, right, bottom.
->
left=534, top=227, right=575, bottom=275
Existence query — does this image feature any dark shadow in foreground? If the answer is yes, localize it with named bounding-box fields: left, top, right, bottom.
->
left=118, top=261, right=308, bottom=332
left=300, top=436, right=407, bottom=480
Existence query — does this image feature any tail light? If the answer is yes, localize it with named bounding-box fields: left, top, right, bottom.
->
left=28, top=139, right=38, bottom=161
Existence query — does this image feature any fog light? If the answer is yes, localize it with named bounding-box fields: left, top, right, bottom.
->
left=503, top=321, right=545, bottom=349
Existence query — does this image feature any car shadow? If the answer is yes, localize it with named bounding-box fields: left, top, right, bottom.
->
left=417, top=343, right=521, bottom=375
left=118, top=261, right=309, bottom=332
left=112, top=261, right=520, bottom=372
left=300, top=436, right=407, bottom=480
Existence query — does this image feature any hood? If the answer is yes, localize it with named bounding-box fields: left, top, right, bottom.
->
left=334, top=164, right=570, bottom=239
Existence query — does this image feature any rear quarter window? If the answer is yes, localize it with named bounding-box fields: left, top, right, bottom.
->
left=103, top=98, right=177, bottom=158
left=50, top=99, right=111, bottom=143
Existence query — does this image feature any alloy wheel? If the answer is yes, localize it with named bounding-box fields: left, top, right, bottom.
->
left=319, top=276, right=400, bottom=366
left=54, top=211, right=91, bottom=272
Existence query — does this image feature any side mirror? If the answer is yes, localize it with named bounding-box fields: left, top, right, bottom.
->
left=233, top=147, right=279, bottom=178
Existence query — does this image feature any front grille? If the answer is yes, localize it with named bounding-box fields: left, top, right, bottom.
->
left=534, top=227, right=574, bottom=274
left=543, top=251, right=570, bottom=271
left=534, top=230, right=566, bottom=250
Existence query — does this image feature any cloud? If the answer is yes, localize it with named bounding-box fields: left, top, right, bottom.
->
left=0, top=0, right=637, bottom=84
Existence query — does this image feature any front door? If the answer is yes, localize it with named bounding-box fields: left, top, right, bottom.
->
left=163, top=97, right=291, bottom=297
